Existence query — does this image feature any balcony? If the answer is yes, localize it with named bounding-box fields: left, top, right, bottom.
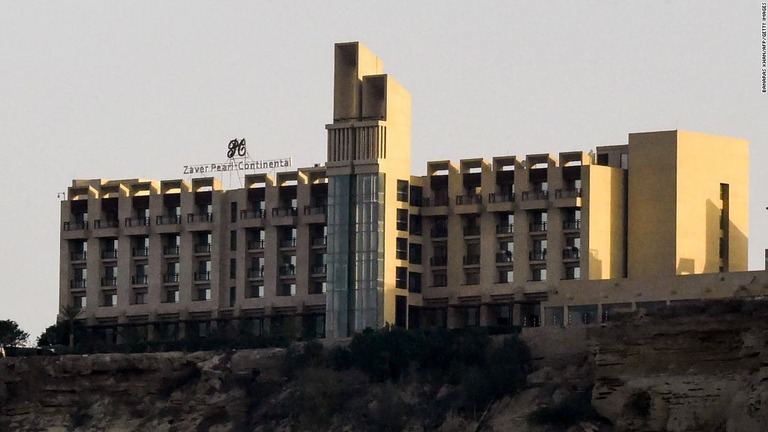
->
left=303, top=205, right=327, bottom=216
left=248, top=268, right=264, bottom=279
left=423, top=196, right=450, bottom=207
left=94, top=219, right=119, bottom=229
left=563, top=219, right=581, bottom=230
left=163, top=246, right=180, bottom=256
left=132, top=275, right=148, bottom=285
left=463, top=255, right=481, bottom=266
left=187, top=213, right=213, bottom=223
left=311, top=264, right=327, bottom=275
left=529, top=250, right=547, bottom=261
left=101, top=277, right=118, bottom=287
left=563, top=248, right=580, bottom=260
left=430, top=227, right=448, bottom=238
left=132, top=247, right=149, bottom=257
left=530, top=222, right=547, bottom=233
left=247, top=239, right=265, bottom=250
left=70, top=279, right=87, bottom=289
left=555, top=188, right=582, bottom=199
left=163, top=273, right=179, bottom=283
left=311, top=236, right=327, bottom=247
left=521, top=190, right=548, bottom=201
left=101, top=250, right=118, bottom=259
left=63, top=221, right=88, bottom=231
left=240, top=209, right=266, bottom=219
left=124, top=217, right=150, bottom=227
left=194, top=272, right=211, bottom=281
left=279, top=265, right=296, bottom=276
left=496, top=224, right=514, bottom=234
left=195, top=244, right=212, bottom=254
left=488, top=193, right=515, bottom=203
left=430, top=256, right=448, bottom=266
left=496, top=251, right=514, bottom=263
left=272, top=207, right=298, bottom=217
left=156, top=215, right=182, bottom=225
left=455, top=195, right=482, bottom=205
left=71, top=251, right=87, bottom=261
left=280, top=238, right=297, bottom=248
left=463, top=226, right=481, bottom=236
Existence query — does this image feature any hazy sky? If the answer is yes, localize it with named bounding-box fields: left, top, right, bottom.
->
left=2, top=1, right=766, bottom=342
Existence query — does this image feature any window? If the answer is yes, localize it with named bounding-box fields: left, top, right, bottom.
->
left=102, top=238, right=118, bottom=259
left=133, top=289, right=147, bottom=305
left=165, top=261, right=180, bottom=283
left=396, top=238, right=408, bottom=260
left=531, top=267, right=547, bottom=281
left=279, top=283, right=296, bottom=296
left=396, top=209, right=408, bottom=231
left=230, top=230, right=237, bottom=251
left=433, top=271, right=447, bottom=287
left=196, top=260, right=211, bottom=281
left=247, top=283, right=264, bottom=298
left=564, top=266, right=580, bottom=280
left=103, top=265, right=118, bottom=286
left=530, top=211, right=547, bottom=232
left=409, top=243, right=422, bottom=265
left=466, top=307, right=480, bottom=327
left=409, top=185, right=423, bottom=206
left=229, top=286, right=236, bottom=307
left=397, top=180, right=409, bottom=202
left=102, top=291, right=117, bottom=307
left=464, top=270, right=480, bottom=285
left=196, top=286, right=211, bottom=301
left=165, top=288, right=180, bottom=303
left=230, top=258, right=237, bottom=279
left=310, top=281, right=327, bottom=294
left=498, top=269, right=514, bottom=283
left=134, top=264, right=148, bottom=285
left=73, top=294, right=86, bottom=309
left=409, top=214, right=422, bottom=235
left=132, top=236, right=149, bottom=257
left=395, top=295, right=407, bottom=327
left=195, top=231, right=212, bottom=253
left=531, top=239, right=547, bottom=261
left=163, top=234, right=180, bottom=255
left=408, top=272, right=422, bottom=293
left=396, top=266, right=407, bottom=288
left=71, top=240, right=88, bottom=261
left=230, top=202, right=238, bottom=223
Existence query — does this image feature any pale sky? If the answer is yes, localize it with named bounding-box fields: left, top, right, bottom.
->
left=2, top=1, right=766, bottom=342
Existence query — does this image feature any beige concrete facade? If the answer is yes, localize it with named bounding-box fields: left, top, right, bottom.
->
left=59, top=41, right=754, bottom=341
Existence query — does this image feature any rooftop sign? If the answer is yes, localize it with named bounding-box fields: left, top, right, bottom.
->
left=182, top=138, right=292, bottom=175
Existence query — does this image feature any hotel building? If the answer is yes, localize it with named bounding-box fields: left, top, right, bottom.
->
left=59, top=42, right=751, bottom=342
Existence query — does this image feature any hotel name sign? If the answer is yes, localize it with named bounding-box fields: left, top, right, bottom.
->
left=183, top=138, right=292, bottom=175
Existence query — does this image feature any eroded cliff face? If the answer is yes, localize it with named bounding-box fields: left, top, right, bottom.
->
left=589, top=311, right=768, bottom=432
left=3, top=310, right=768, bottom=432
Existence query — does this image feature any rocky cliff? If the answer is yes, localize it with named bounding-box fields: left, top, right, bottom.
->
left=2, top=308, right=768, bottom=431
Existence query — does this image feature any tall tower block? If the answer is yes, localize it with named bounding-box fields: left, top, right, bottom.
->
left=324, top=42, right=412, bottom=337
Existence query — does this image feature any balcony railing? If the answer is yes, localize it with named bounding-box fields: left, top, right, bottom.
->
left=529, top=250, right=547, bottom=261
left=303, top=205, right=327, bottom=216
left=430, top=256, right=448, bottom=266
left=272, top=207, right=298, bottom=217
left=132, top=247, right=149, bottom=257
left=94, top=219, right=119, bottom=229
left=496, top=251, right=514, bottom=263
left=463, top=255, right=481, bottom=265
left=156, top=215, right=182, bottom=225
left=163, top=273, right=179, bottom=283
left=248, top=268, right=264, bottom=279
left=195, top=244, right=212, bottom=254
left=240, top=209, right=266, bottom=219
left=463, top=226, right=481, bottom=236
left=311, top=236, right=327, bottom=246
left=63, top=221, right=88, bottom=231
left=521, top=190, right=549, bottom=201
left=562, top=248, right=580, bottom=259
left=70, top=279, right=87, bottom=289
left=194, top=272, right=211, bottom=281
left=423, top=196, right=450, bottom=207
left=563, top=219, right=581, bottom=230
left=163, top=246, right=180, bottom=256
left=280, top=238, right=297, bottom=248
left=124, top=217, right=150, bottom=227
left=555, top=188, right=582, bottom=199
left=312, top=264, right=327, bottom=275
left=456, top=195, right=482, bottom=205
left=101, top=277, right=118, bottom=286
left=132, top=275, right=148, bottom=285
left=430, top=227, right=448, bottom=238
left=101, top=250, right=118, bottom=259
left=530, top=222, right=547, bottom=232
left=488, top=193, right=515, bottom=203
left=247, top=239, right=265, bottom=250
left=496, top=224, right=514, bottom=234
left=187, top=213, right=213, bottom=223
left=279, top=265, right=296, bottom=276
left=71, top=251, right=87, bottom=261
